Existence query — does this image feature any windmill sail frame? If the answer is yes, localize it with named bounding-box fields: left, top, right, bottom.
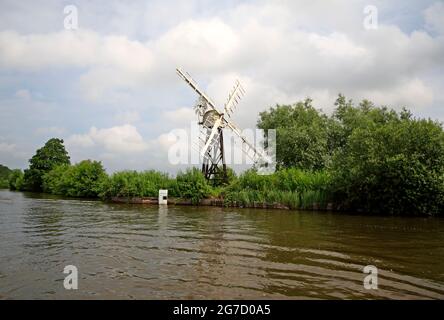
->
left=176, top=67, right=271, bottom=182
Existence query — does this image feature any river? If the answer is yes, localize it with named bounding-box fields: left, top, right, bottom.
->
left=0, top=190, right=443, bottom=299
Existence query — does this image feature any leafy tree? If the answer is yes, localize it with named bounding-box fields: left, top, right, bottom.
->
left=8, top=169, right=24, bottom=190
left=258, top=93, right=444, bottom=215
left=43, top=160, right=107, bottom=197
left=0, top=164, right=12, bottom=188
left=331, top=100, right=444, bottom=215
left=258, top=98, right=329, bottom=170
left=42, top=165, right=68, bottom=194
left=23, top=138, right=70, bottom=191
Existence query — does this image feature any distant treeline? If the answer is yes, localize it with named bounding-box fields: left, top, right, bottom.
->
left=5, top=94, right=444, bottom=216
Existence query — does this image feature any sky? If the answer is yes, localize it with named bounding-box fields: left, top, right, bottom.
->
left=0, top=0, right=443, bottom=173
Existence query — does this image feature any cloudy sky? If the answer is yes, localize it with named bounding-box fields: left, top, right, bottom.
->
left=0, top=0, right=443, bottom=173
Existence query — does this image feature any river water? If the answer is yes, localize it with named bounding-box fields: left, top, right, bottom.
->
left=0, top=190, right=443, bottom=299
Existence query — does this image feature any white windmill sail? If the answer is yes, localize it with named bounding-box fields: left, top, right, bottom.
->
left=223, top=80, right=245, bottom=118
left=223, top=118, right=271, bottom=165
left=176, top=68, right=218, bottom=113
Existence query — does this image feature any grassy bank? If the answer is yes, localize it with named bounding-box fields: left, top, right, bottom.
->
left=7, top=157, right=444, bottom=215
left=7, top=162, right=333, bottom=210
left=222, top=169, right=331, bottom=209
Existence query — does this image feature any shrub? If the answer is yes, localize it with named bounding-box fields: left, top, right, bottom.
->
left=223, top=169, right=331, bottom=209
left=8, top=169, right=24, bottom=191
left=99, top=170, right=172, bottom=199
left=0, top=164, right=12, bottom=189
left=175, top=168, right=211, bottom=204
left=42, top=164, right=68, bottom=195
left=43, top=160, right=107, bottom=198
left=331, top=105, right=444, bottom=215
left=257, top=99, right=330, bottom=170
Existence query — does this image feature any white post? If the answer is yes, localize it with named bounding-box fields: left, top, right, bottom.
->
left=159, top=189, right=168, bottom=205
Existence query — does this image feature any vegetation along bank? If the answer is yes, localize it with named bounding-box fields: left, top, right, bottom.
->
left=3, top=95, right=444, bottom=216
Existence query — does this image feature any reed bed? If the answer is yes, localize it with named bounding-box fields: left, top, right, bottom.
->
left=223, top=168, right=332, bottom=210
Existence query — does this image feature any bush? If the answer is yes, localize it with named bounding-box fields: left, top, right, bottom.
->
left=0, top=178, right=8, bottom=189
left=43, top=160, right=107, bottom=198
left=175, top=168, right=212, bottom=204
left=8, top=169, right=24, bottom=190
left=330, top=103, right=444, bottom=215
left=0, top=164, right=12, bottom=188
left=42, top=164, right=69, bottom=195
left=223, top=168, right=331, bottom=209
left=257, top=99, right=330, bottom=170
left=99, top=170, right=173, bottom=199
left=98, top=168, right=212, bottom=204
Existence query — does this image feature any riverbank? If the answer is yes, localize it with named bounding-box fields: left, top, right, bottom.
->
left=110, top=196, right=335, bottom=211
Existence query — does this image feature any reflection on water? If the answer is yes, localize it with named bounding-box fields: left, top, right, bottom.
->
left=0, top=190, right=443, bottom=299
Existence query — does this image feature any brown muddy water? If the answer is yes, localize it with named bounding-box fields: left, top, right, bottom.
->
left=0, top=190, right=443, bottom=299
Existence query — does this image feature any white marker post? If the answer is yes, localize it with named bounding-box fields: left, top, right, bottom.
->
left=159, top=190, right=168, bottom=205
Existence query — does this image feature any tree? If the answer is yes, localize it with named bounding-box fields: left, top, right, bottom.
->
left=0, top=164, right=12, bottom=188
left=43, top=160, right=107, bottom=197
left=331, top=100, right=444, bottom=215
left=8, top=169, right=24, bottom=190
left=257, top=98, right=329, bottom=170
left=23, top=138, right=70, bottom=191
left=258, top=94, right=444, bottom=215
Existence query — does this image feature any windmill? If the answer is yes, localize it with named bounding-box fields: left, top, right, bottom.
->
left=176, top=68, right=272, bottom=183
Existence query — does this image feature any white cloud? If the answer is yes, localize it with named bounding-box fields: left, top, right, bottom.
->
left=0, top=30, right=154, bottom=101
left=424, top=2, right=444, bottom=34
left=35, top=126, right=66, bottom=136
left=67, top=124, right=148, bottom=153
left=1, top=1, right=444, bottom=172
left=1, top=4, right=442, bottom=109
left=156, top=132, right=180, bottom=151
left=152, top=18, right=240, bottom=71
left=162, top=107, right=195, bottom=126
left=1, top=30, right=151, bottom=71
left=67, top=133, right=94, bottom=148
left=15, top=89, right=31, bottom=100
left=0, top=142, right=16, bottom=153
left=0, top=140, right=29, bottom=168
left=358, top=78, right=434, bottom=108
left=113, top=111, right=140, bottom=124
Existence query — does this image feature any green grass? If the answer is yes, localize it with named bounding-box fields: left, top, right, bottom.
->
left=222, top=168, right=332, bottom=209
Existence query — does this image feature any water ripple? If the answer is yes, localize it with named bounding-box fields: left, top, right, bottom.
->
left=1, top=190, right=443, bottom=299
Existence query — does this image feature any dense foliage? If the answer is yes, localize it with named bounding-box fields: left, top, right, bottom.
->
left=330, top=99, right=444, bottom=215
left=42, top=160, right=107, bottom=197
left=0, top=164, right=12, bottom=188
left=98, top=168, right=211, bottom=204
left=8, top=169, right=24, bottom=190
left=22, top=138, right=70, bottom=191
left=99, top=170, right=173, bottom=199
left=175, top=168, right=212, bottom=204
left=258, top=94, right=444, bottom=215
left=258, top=99, right=330, bottom=170
left=223, top=169, right=331, bottom=209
